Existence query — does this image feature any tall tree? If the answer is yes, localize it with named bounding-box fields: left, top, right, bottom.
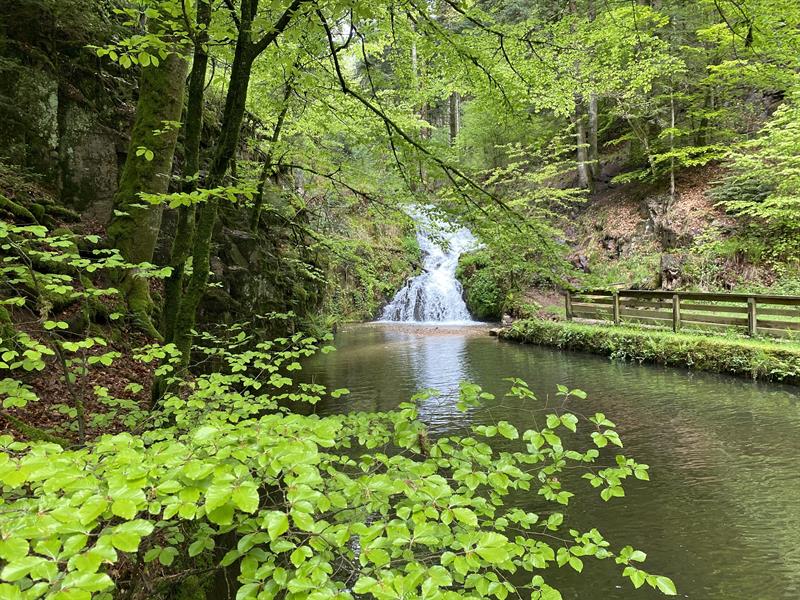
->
left=106, top=13, right=189, bottom=338
left=171, top=0, right=308, bottom=367
left=161, top=0, right=212, bottom=343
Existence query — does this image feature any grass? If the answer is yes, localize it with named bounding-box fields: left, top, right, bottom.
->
left=500, top=319, right=800, bottom=384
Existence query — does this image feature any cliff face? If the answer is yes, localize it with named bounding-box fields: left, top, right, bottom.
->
left=0, top=1, right=134, bottom=222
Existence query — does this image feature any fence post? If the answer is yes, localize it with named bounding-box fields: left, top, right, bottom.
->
left=565, top=291, right=573, bottom=321
left=747, top=296, right=757, bottom=336
left=672, top=293, right=681, bottom=333
left=612, top=291, right=620, bottom=325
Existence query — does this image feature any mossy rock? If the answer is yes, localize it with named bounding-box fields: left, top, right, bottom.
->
left=456, top=250, right=505, bottom=321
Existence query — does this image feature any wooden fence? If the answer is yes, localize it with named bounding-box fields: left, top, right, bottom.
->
left=565, top=290, right=800, bottom=338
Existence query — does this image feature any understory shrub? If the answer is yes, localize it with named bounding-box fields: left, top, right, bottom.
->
left=456, top=251, right=506, bottom=321
left=0, top=221, right=676, bottom=599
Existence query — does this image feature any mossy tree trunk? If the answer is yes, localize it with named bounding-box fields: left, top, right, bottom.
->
left=250, top=82, right=293, bottom=231
left=171, top=0, right=307, bottom=368
left=162, top=0, right=212, bottom=343
left=107, top=39, right=188, bottom=339
left=172, top=0, right=258, bottom=366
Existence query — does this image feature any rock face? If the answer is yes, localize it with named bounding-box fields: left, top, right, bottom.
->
left=0, top=74, right=126, bottom=219
left=570, top=253, right=591, bottom=273
left=57, top=103, right=125, bottom=222
left=190, top=205, right=327, bottom=327
left=569, top=167, right=743, bottom=290
left=644, top=194, right=701, bottom=250
left=0, top=6, right=133, bottom=221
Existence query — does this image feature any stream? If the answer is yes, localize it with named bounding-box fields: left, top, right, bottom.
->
left=302, top=216, right=799, bottom=599
left=303, top=324, right=800, bottom=600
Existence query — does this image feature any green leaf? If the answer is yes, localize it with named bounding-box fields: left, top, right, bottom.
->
left=111, top=498, right=138, bottom=520
left=497, top=421, right=519, bottom=440
left=452, top=507, right=478, bottom=527
left=353, top=577, right=378, bottom=594
left=365, top=548, right=390, bottom=567
left=569, top=556, right=583, bottom=572
left=475, top=532, right=509, bottom=564
left=204, top=482, right=231, bottom=512
left=1, top=556, right=44, bottom=582
left=158, top=547, right=178, bottom=566
left=232, top=483, right=259, bottom=514
left=655, top=576, right=677, bottom=595
left=78, top=496, right=108, bottom=525
left=0, top=538, right=29, bottom=562
left=110, top=520, right=154, bottom=553
left=263, top=511, right=290, bottom=541
left=291, top=509, right=315, bottom=531
left=290, top=545, right=312, bottom=567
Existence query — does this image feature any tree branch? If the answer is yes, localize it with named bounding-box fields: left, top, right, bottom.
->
left=315, top=8, right=512, bottom=216
left=252, top=0, right=308, bottom=57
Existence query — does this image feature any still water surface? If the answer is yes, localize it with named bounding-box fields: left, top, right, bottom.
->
left=301, top=324, right=800, bottom=600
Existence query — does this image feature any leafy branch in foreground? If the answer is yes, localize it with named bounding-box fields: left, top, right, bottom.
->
left=0, top=325, right=675, bottom=599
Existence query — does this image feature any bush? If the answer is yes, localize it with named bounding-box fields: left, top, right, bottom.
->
left=501, top=319, right=800, bottom=383
left=456, top=251, right=506, bottom=321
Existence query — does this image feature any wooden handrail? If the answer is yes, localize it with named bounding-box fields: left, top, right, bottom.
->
left=564, top=289, right=800, bottom=338
left=576, top=289, right=800, bottom=303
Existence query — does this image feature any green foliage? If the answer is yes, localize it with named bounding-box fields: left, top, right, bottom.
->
left=0, top=225, right=677, bottom=600
left=503, top=319, right=800, bottom=383
left=456, top=251, right=506, bottom=321
left=0, top=219, right=177, bottom=441
left=0, top=329, right=676, bottom=599
left=579, top=252, right=662, bottom=291
left=712, top=90, right=800, bottom=252
left=318, top=209, right=421, bottom=321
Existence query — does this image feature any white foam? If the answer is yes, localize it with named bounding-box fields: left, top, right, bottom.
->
left=380, top=210, right=477, bottom=323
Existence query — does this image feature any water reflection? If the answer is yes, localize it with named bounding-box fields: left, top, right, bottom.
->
left=305, top=325, right=477, bottom=430
left=302, top=324, right=800, bottom=600
left=406, top=331, right=474, bottom=425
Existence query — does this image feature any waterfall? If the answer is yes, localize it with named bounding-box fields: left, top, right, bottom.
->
left=379, top=211, right=477, bottom=323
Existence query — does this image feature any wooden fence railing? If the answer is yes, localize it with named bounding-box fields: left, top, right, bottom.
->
left=565, top=290, right=800, bottom=338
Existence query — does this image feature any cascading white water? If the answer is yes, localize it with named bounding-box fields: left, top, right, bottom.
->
left=379, top=211, right=477, bottom=323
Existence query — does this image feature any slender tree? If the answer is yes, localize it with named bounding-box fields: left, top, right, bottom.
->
left=106, top=14, right=189, bottom=338
left=161, top=0, right=212, bottom=343
left=171, top=0, right=308, bottom=367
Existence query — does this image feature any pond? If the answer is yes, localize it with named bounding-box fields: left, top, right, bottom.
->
left=301, top=323, right=800, bottom=600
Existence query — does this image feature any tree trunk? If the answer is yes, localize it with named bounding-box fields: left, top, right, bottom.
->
left=575, top=98, right=591, bottom=189
left=162, top=0, right=212, bottom=343
left=587, top=0, right=599, bottom=180
left=172, top=1, right=258, bottom=367
left=588, top=94, right=599, bottom=180
left=669, top=90, right=676, bottom=205
left=449, top=91, right=460, bottom=144
left=250, top=83, right=293, bottom=231
left=569, top=0, right=591, bottom=190
left=410, top=32, right=428, bottom=185
left=107, top=40, right=188, bottom=338
left=169, top=0, right=306, bottom=369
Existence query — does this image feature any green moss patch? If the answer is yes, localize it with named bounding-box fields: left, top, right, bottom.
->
left=500, top=319, right=800, bottom=384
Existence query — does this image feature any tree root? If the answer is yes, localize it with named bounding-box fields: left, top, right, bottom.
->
left=126, top=274, right=164, bottom=341
left=0, top=193, right=39, bottom=223
left=0, top=412, right=70, bottom=446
